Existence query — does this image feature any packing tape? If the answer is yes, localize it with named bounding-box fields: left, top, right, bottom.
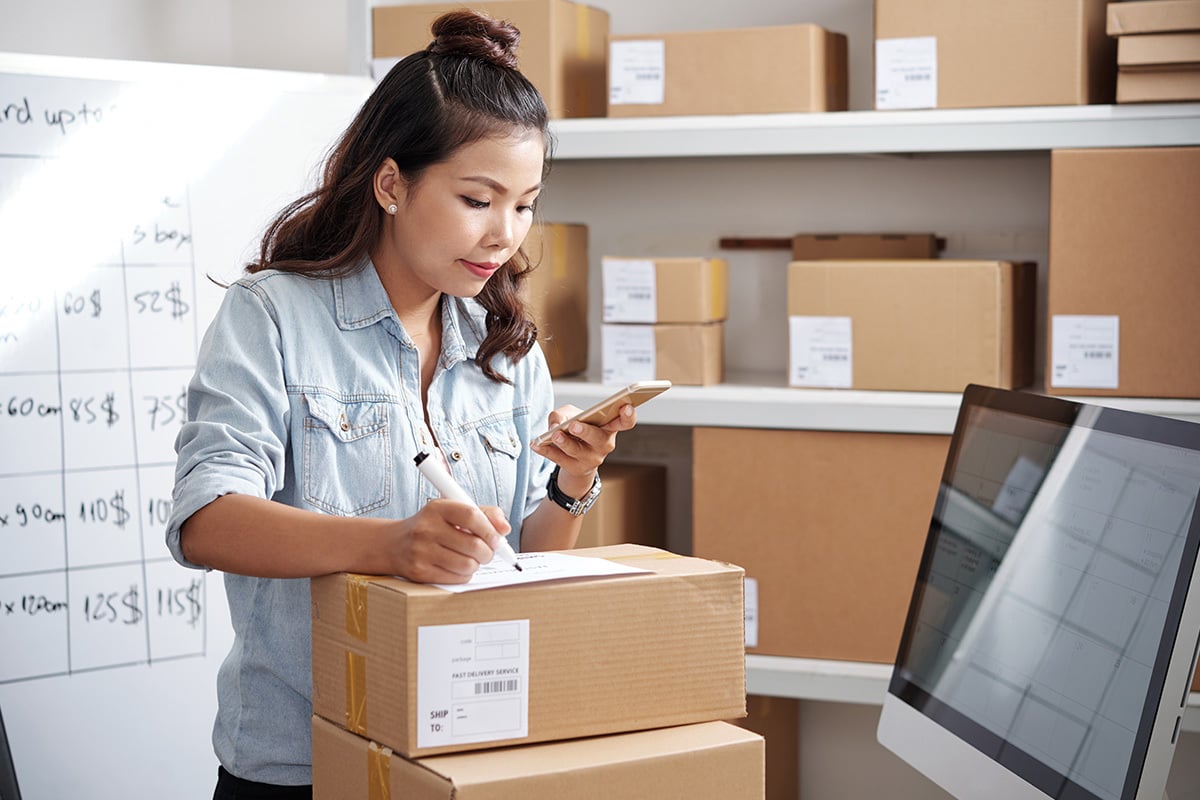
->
left=709, top=260, right=725, bottom=317
left=346, top=650, right=368, bottom=735
left=575, top=4, right=593, bottom=114
left=551, top=224, right=568, bottom=281
left=346, top=574, right=369, bottom=642
left=367, top=741, right=391, bottom=800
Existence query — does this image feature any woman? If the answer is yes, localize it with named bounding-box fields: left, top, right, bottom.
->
left=167, top=11, right=634, bottom=796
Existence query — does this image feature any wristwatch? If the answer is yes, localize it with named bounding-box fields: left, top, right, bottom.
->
left=546, top=466, right=602, bottom=516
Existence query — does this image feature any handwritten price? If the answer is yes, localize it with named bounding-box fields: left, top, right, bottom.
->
left=82, top=584, right=143, bottom=625
left=132, top=282, right=190, bottom=319
left=79, top=491, right=131, bottom=529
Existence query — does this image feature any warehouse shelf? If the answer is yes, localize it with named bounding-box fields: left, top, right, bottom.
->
left=550, top=103, right=1200, bottom=160
left=745, top=655, right=1200, bottom=733
left=550, top=373, right=1200, bottom=434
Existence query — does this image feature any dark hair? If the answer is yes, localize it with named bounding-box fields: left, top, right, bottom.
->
left=248, top=10, right=552, bottom=383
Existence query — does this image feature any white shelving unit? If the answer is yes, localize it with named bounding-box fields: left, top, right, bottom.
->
left=548, top=103, right=1200, bottom=728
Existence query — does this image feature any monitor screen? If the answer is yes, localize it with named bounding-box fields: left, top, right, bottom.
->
left=880, top=385, right=1200, bottom=800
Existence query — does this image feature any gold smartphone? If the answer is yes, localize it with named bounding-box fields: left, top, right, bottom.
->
left=532, top=380, right=672, bottom=447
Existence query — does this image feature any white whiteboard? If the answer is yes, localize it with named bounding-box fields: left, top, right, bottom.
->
left=0, top=52, right=371, bottom=799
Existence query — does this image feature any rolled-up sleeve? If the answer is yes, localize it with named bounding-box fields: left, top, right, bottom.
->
left=166, top=281, right=290, bottom=569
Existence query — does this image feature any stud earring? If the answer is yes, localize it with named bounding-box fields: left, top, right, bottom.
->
left=387, top=204, right=397, bottom=215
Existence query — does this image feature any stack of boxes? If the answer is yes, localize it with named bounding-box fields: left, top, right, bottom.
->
left=1108, top=0, right=1200, bottom=102
left=521, top=222, right=589, bottom=378
left=310, top=544, right=763, bottom=798
left=600, top=256, right=729, bottom=386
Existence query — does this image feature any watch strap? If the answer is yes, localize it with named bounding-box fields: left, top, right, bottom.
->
left=547, top=466, right=602, bottom=517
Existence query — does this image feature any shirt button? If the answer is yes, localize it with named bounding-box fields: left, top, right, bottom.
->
left=450, top=451, right=463, bottom=462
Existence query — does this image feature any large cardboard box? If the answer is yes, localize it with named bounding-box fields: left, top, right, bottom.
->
left=874, top=0, right=1115, bottom=109
left=575, top=462, right=667, bottom=550
left=313, top=716, right=765, bottom=800
left=311, top=544, right=746, bottom=758
left=787, top=259, right=1036, bottom=392
left=601, top=322, right=724, bottom=386
left=791, top=233, right=940, bottom=261
left=693, top=427, right=949, bottom=663
left=372, top=0, right=609, bottom=119
left=1117, top=32, right=1200, bottom=66
left=733, top=696, right=800, bottom=800
left=522, top=223, right=588, bottom=377
left=1047, top=147, right=1200, bottom=397
left=608, top=25, right=847, bottom=117
left=601, top=256, right=728, bottom=324
left=1116, top=67, right=1200, bottom=101
left=1107, top=0, right=1200, bottom=35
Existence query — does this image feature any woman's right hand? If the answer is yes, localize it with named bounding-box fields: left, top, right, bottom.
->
left=389, top=499, right=512, bottom=584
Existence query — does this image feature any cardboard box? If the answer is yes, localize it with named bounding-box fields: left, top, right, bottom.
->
left=1117, top=31, right=1200, bottom=66
left=874, top=0, right=1115, bottom=109
left=313, top=716, right=765, bottom=800
left=601, top=256, right=728, bottom=324
left=601, top=322, right=724, bottom=386
left=372, top=0, right=609, bottom=119
left=311, top=544, right=746, bottom=758
left=575, top=462, right=667, bottom=550
left=1107, top=0, right=1200, bottom=35
left=693, top=427, right=950, bottom=663
left=1117, top=67, right=1200, bottom=101
left=733, top=696, right=800, bottom=800
left=790, top=233, right=940, bottom=261
left=522, top=223, right=588, bottom=377
left=1047, top=147, right=1200, bottom=397
left=608, top=25, right=847, bottom=117
left=787, top=259, right=1036, bottom=392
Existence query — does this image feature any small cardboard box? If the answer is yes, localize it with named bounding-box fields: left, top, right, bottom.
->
left=787, top=259, right=1036, bottom=392
left=522, top=223, right=588, bottom=377
left=1047, top=147, right=1200, bottom=397
left=1117, top=32, right=1200, bottom=67
left=1116, top=68, right=1200, bottom=101
left=790, top=233, right=940, bottom=261
left=733, top=696, right=800, bottom=800
left=693, top=427, right=950, bottom=663
left=601, top=256, right=728, bottom=324
left=1107, top=0, right=1200, bottom=35
left=874, top=0, right=1115, bottom=109
left=311, top=544, right=746, bottom=758
left=607, top=24, right=847, bottom=117
left=372, top=0, right=609, bottom=119
left=575, top=462, right=667, bottom=550
left=312, top=716, right=765, bottom=800
left=601, top=322, right=724, bottom=386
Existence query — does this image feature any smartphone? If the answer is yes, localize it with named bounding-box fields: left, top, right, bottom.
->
left=533, top=380, right=672, bottom=447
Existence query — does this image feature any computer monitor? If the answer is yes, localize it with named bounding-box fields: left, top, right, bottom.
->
left=878, top=384, right=1200, bottom=800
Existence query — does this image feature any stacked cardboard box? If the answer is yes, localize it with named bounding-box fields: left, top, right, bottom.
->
left=1108, top=0, right=1200, bottom=101
left=311, top=544, right=761, bottom=798
left=600, top=257, right=728, bottom=385
left=521, top=222, right=589, bottom=378
left=791, top=233, right=941, bottom=261
left=607, top=24, right=847, bottom=117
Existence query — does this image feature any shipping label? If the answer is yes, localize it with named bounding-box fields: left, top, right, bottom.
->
left=789, top=316, right=853, bottom=388
left=608, top=40, right=666, bottom=105
left=875, top=36, right=937, bottom=109
left=1051, top=315, right=1119, bottom=389
left=602, top=257, right=657, bottom=322
left=602, top=324, right=656, bottom=385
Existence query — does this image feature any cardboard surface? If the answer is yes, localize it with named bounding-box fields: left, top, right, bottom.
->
left=1107, top=0, right=1200, bottom=35
left=787, top=259, right=1036, bottom=392
left=607, top=24, right=847, bottom=117
left=693, top=427, right=950, bottom=663
left=1117, top=31, right=1200, bottom=66
left=602, top=257, right=729, bottom=324
left=1047, top=147, right=1200, bottom=397
left=790, top=233, right=940, bottom=261
left=1117, top=67, right=1200, bottom=100
left=522, top=223, right=588, bottom=377
left=733, top=696, right=800, bottom=800
left=372, top=0, right=609, bottom=118
left=311, top=544, right=746, bottom=758
left=313, top=716, right=765, bottom=800
left=575, top=462, right=667, bottom=550
left=875, top=0, right=1115, bottom=108
left=602, top=322, right=725, bottom=386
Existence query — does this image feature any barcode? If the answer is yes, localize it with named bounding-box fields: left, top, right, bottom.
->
left=1082, top=350, right=1112, bottom=360
left=904, top=73, right=932, bottom=82
left=474, top=679, right=519, bottom=695
left=625, top=291, right=653, bottom=300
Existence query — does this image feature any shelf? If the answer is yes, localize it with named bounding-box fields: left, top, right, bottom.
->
left=551, top=374, right=1200, bottom=434
left=550, top=103, right=1200, bottom=160
left=745, top=655, right=1200, bottom=733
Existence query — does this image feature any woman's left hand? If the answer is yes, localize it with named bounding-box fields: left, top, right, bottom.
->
left=530, top=403, right=637, bottom=494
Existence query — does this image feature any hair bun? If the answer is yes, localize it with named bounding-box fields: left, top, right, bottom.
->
left=428, top=10, right=521, bottom=70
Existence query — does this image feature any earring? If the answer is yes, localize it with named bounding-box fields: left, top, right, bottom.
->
left=387, top=204, right=397, bottom=215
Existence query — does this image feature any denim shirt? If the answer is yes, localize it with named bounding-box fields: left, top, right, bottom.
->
left=166, top=260, right=554, bottom=786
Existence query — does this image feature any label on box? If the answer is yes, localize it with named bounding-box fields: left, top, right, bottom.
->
left=609, top=40, right=666, bottom=105
left=417, top=619, right=530, bottom=748
left=1051, top=315, right=1120, bottom=389
left=789, top=316, right=853, bottom=388
left=744, top=577, right=759, bottom=649
left=602, top=324, right=656, bottom=384
left=602, top=258, right=657, bottom=322
left=875, top=37, right=937, bottom=110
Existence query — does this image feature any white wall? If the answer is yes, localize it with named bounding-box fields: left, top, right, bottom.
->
left=2, top=2, right=1197, bottom=799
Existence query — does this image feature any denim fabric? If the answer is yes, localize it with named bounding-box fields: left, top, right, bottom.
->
left=167, top=260, right=554, bottom=785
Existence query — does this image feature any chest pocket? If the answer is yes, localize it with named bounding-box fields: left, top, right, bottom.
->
left=302, top=393, right=391, bottom=516
left=473, top=420, right=522, bottom=509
